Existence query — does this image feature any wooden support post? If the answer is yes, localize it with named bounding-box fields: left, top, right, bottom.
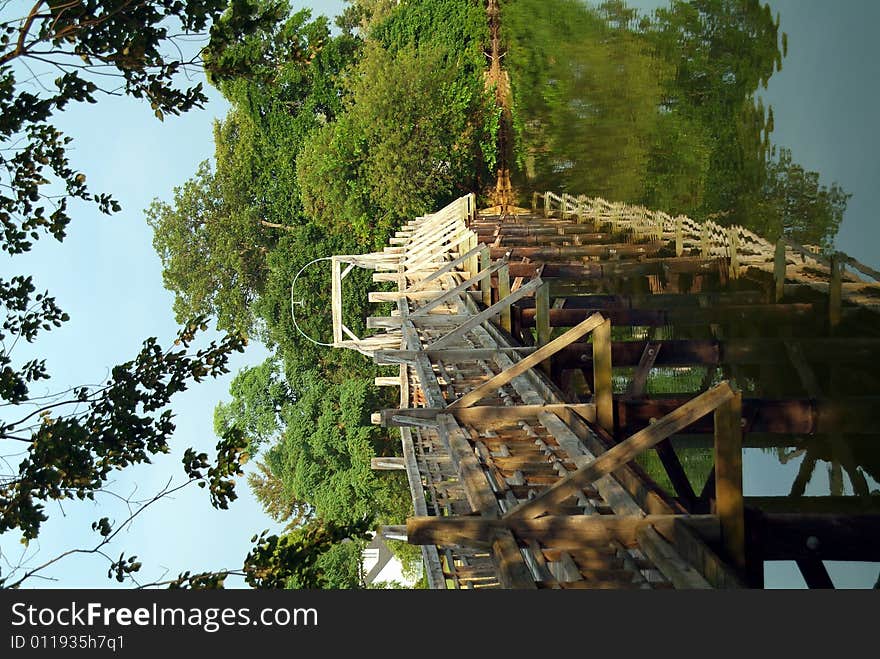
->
left=531, top=191, right=538, bottom=212
left=592, top=318, right=613, bottom=433
left=700, top=223, right=709, bottom=258
left=675, top=217, right=683, bottom=257
left=536, top=281, right=551, bottom=373
left=479, top=246, right=492, bottom=307
left=829, top=252, right=842, bottom=329
left=467, top=233, right=480, bottom=279
left=544, top=191, right=551, bottom=217
left=728, top=226, right=739, bottom=279
left=498, top=263, right=512, bottom=332
left=774, top=240, right=786, bottom=302
left=714, top=391, right=745, bottom=570
left=448, top=312, right=606, bottom=408
left=505, top=382, right=736, bottom=520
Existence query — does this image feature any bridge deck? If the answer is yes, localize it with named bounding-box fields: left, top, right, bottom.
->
left=335, top=192, right=880, bottom=589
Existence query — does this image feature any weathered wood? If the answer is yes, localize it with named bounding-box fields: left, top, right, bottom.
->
left=795, top=558, right=835, bottom=589
left=592, top=318, right=613, bottom=432
left=616, top=396, right=880, bottom=435
left=714, top=392, right=745, bottom=570
left=626, top=341, right=660, bottom=398
left=377, top=404, right=597, bottom=429
left=755, top=513, right=880, bottom=561
left=410, top=260, right=505, bottom=317
left=371, top=457, right=406, bottom=471
left=497, top=262, right=512, bottom=332
left=636, top=525, right=712, bottom=589
left=505, top=382, right=735, bottom=520
left=480, top=247, right=492, bottom=307
left=448, top=312, right=606, bottom=408
left=536, top=281, right=551, bottom=373
left=406, top=514, right=719, bottom=548
left=426, top=277, right=543, bottom=350
left=774, top=240, right=786, bottom=302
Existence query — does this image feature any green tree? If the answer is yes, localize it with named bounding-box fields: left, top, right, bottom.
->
left=214, top=358, right=290, bottom=455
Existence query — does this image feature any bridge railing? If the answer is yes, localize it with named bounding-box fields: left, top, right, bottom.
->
left=534, top=190, right=880, bottom=310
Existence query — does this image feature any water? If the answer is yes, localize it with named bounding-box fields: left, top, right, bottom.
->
left=502, top=0, right=880, bottom=588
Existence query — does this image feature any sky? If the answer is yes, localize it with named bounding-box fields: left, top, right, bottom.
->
left=1, top=0, right=878, bottom=589
left=0, top=0, right=345, bottom=588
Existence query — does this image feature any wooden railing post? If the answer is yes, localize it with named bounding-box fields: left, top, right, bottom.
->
left=544, top=191, right=551, bottom=217
left=728, top=226, right=739, bottom=279
left=592, top=317, right=613, bottom=433
left=700, top=223, right=710, bottom=258
left=774, top=240, right=786, bottom=302
left=536, top=281, right=551, bottom=373
left=531, top=191, right=538, bottom=212
left=714, top=390, right=744, bottom=570
left=675, top=216, right=683, bottom=257
left=479, top=246, right=492, bottom=307
left=498, top=263, right=512, bottom=332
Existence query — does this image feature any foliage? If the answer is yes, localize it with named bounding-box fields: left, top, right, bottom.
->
left=214, top=357, right=290, bottom=455
left=242, top=517, right=372, bottom=589
left=298, top=39, right=491, bottom=246
left=269, top=371, right=408, bottom=526
left=501, top=0, right=848, bottom=245
left=247, top=459, right=311, bottom=531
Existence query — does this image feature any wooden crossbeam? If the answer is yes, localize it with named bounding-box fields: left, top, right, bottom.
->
left=448, top=312, right=606, bottom=408
left=375, top=404, right=597, bottom=429
left=425, top=276, right=544, bottom=351
left=504, top=382, right=736, bottom=520
left=406, top=514, right=719, bottom=549
left=410, top=260, right=505, bottom=316
left=403, top=244, right=484, bottom=292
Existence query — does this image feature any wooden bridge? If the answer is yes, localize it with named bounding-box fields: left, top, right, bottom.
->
left=328, top=192, right=880, bottom=589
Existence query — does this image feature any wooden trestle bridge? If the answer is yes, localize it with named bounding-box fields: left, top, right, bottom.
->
left=327, top=192, right=880, bottom=589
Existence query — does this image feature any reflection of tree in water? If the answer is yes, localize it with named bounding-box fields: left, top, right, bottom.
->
left=503, top=0, right=849, bottom=250
left=777, top=438, right=879, bottom=497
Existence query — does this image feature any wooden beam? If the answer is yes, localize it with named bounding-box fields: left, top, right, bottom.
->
left=504, top=382, right=736, bottom=520
left=376, top=404, right=596, bottom=429
left=426, top=277, right=543, bottom=351
left=410, top=260, right=505, bottom=317
left=592, top=318, right=613, bottom=433
left=406, top=514, right=719, bottom=549
left=404, top=244, right=483, bottom=292
left=498, top=263, right=512, bottom=332
left=448, top=312, right=606, bottom=408
left=480, top=247, right=492, bottom=307
left=796, top=558, right=835, bottom=589
left=754, top=513, right=880, bottom=561
left=636, top=525, right=712, bottom=589
left=371, top=457, right=407, bottom=470
left=714, top=391, right=745, bottom=570
left=536, top=281, right=551, bottom=373
left=774, top=240, right=786, bottom=302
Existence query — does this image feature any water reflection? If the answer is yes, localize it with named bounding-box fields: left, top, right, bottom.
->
left=501, top=0, right=879, bottom=585
left=504, top=0, right=847, bottom=249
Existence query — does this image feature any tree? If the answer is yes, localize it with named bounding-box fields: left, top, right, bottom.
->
left=0, top=0, right=287, bottom=588
left=214, top=358, right=290, bottom=455
left=297, top=39, right=492, bottom=245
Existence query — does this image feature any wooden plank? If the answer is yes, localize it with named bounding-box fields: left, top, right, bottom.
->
left=426, top=277, right=544, bottom=351
left=592, top=318, right=613, bottom=433
left=636, top=525, right=712, bottom=589
left=448, top=312, right=606, bottom=408
left=626, top=342, right=660, bottom=398
left=410, top=260, right=505, bottom=317
left=536, top=280, right=552, bottom=351
left=438, top=414, right=497, bottom=517
left=774, top=240, right=786, bottom=302
left=377, top=404, right=597, bottom=429
left=714, top=392, right=745, bottom=570
left=371, top=457, right=406, bottom=470
left=404, top=244, right=484, bottom=292
left=498, top=262, right=512, bottom=332
left=406, top=514, right=718, bottom=548
left=505, top=382, right=736, bottom=520
left=331, top=257, right=343, bottom=345
left=480, top=247, right=492, bottom=307
left=796, top=558, right=835, bottom=589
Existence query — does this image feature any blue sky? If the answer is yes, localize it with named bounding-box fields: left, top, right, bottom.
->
left=0, top=0, right=345, bottom=588
left=1, top=0, right=877, bottom=589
